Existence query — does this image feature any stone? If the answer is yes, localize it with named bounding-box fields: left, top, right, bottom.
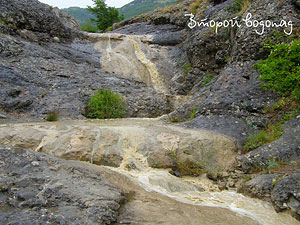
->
left=239, top=174, right=281, bottom=199
left=237, top=117, right=300, bottom=173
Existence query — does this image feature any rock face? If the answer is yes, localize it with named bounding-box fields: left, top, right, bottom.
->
left=237, top=117, right=300, bottom=173
left=272, top=173, right=300, bottom=219
left=0, top=120, right=237, bottom=171
left=51, top=7, right=81, bottom=30
left=0, top=0, right=72, bottom=41
left=0, top=32, right=170, bottom=119
left=239, top=172, right=300, bottom=220
left=0, top=146, right=125, bottom=224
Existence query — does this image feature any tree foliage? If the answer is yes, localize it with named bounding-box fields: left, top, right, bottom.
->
left=87, top=0, right=124, bottom=32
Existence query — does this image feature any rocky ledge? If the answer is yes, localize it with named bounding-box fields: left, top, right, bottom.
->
left=0, top=146, right=125, bottom=224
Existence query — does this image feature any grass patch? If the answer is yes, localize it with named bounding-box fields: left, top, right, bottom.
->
left=189, top=105, right=199, bottom=120
left=167, top=114, right=185, bottom=123
left=182, top=63, right=192, bottom=74
left=46, top=111, right=59, bottom=122
left=255, top=38, right=300, bottom=100
left=202, top=74, right=214, bottom=87
left=86, top=89, right=126, bottom=119
left=244, top=98, right=299, bottom=153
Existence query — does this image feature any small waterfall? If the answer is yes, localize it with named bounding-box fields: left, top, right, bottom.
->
left=128, top=35, right=167, bottom=93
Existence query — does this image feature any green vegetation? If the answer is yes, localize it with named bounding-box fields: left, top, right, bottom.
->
left=202, top=74, right=214, bottom=87
left=244, top=97, right=299, bottom=152
left=244, top=37, right=300, bottom=152
left=119, top=0, right=177, bottom=19
left=255, top=38, right=300, bottom=100
left=189, top=105, right=199, bottom=120
left=87, top=0, right=124, bottom=32
left=243, top=123, right=283, bottom=152
left=61, top=7, right=95, bottom=27
left=266, top=157, right=280, bottom=169
left=182, top=63, right=192, bottom=74
left=46, top=111, right=59, bottom=121
left=81, top=21, right=99, bottom=33
left=86, top=89, right=126, bottom=119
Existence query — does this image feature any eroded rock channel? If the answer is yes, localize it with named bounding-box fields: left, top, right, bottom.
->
left=0, top=119, right=299, bottom=225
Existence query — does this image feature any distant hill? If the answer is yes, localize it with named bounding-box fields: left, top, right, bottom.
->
left=61, top=7, right=95, bottom=27
left=119, top=0, right=177, bottom=19
left=62, top=0, right=177, bottom=27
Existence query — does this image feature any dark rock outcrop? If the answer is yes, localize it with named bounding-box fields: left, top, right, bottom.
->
left=0, top=146, right=125, bottom=224
left=170, top=61, right=274, bottom=123
left=237, top=117, right=300, bottom=173
left=0, top=0, right=73, bottom=42
left=51, top=7, right=80, bottom=30
left=239, top=174, right=281, bottom=199
left=180, top=115, right=249, bottom=149
left=239, top=172, right=300, bottom=220
left=232, top=0, right=300, bottom=61
left=272, top=173, right=300, bottom=219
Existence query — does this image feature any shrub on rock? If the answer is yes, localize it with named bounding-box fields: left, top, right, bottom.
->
left=86, top=89, right=126, bottom=119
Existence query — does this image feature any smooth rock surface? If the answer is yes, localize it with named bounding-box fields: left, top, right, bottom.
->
left=0, top=119, right=238, bottom=171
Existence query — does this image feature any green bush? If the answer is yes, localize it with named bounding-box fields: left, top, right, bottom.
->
left=255, top=39, right=300, bottom=99
left=46, top=111, right=59, bottom=122
left=86, top=89, right=126, bottom=119
left=81, top=21, right=99, bottom=33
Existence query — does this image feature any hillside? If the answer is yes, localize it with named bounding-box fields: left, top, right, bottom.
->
left=61, top=7, right=95, bottom=26
left=61, top=0, right=177, bottom=26
left=119, top=0, right=177, bottom=19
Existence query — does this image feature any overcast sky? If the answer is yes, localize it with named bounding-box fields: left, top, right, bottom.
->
left=39, top=0, right=133, bottom=8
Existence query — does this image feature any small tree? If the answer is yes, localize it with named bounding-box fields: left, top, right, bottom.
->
left=87, top=0, right=124, bottom=32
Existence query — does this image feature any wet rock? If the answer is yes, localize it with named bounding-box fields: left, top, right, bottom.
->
left=0, top=120, right=237, bottom=171
left=0, top=146, right=124, bottom=224
left=237, top=117, right=300, bottom=173
left=90, top=31, right=184, bottom=94
left=218, top=182, right=227, bottom=191
left=0, top=113, right=7, bottom=119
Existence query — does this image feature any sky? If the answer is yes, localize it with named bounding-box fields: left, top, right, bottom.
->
left=38, top=0, right=133, bottom=9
